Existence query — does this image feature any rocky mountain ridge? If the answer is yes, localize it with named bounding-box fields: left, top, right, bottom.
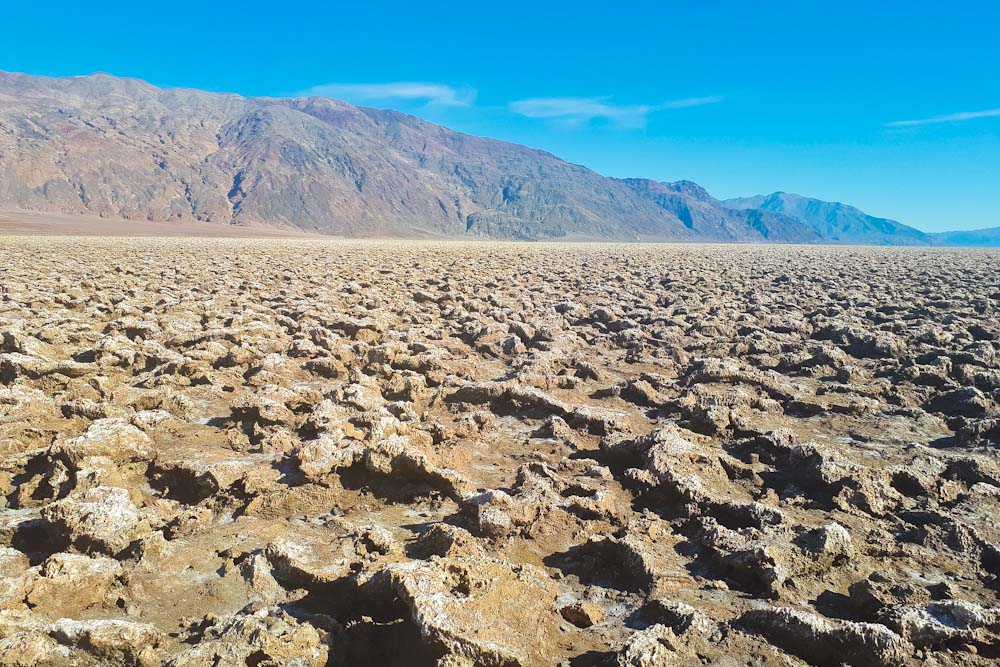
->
left=0, top=71, right=813, bottom=242
left=725, top=192, right=1000, bottom=247
left=723, top=192, right=933, bottom=246
left=1, top=70, right=994, bottom=244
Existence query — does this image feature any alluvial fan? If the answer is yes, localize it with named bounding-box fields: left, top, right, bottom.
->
left=0, top=237, right=998, bottom=667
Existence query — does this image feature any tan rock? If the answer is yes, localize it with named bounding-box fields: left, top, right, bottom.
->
left=41, top=486, right=150, bottom=555
left=386, top=556, right=560, bottom=667
left=560, top=601, right=604, bottom=628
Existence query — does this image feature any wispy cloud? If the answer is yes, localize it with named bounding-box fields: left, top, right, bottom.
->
left=660, top=96, right=726, bottom=109
left=509, top=97, right=655, bottom=127
left=886, top=107, right=1000, bottom=127
left=298, top=82, right=476, bottom=107
left=508, top=95, right=722, bottom=127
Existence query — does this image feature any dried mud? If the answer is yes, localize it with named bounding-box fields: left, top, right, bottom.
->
left=0, top=237, right=998, bottom=667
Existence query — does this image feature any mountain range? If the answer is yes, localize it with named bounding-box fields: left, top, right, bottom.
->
left=0, top=70, right=995, bottom=245
left=723, top=192, right=933, bottom=246
left=723, top=193, right=1000, bottom=247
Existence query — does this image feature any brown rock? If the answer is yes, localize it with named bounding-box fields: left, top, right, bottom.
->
left=560, top=601, right=604, bottom=628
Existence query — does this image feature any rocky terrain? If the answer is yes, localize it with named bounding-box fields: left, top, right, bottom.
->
left=723, top=194, right=934, bottom=247
left=4, top=70, right=996, bottom=245
left=723, top=194, right=1000, bottom=249
left=0, top=237, right=998, bottom=666
left=0, top=70, right=820, bottom=242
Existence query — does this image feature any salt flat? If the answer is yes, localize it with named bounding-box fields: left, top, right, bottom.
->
left=1, top=236, right=998, bottom=666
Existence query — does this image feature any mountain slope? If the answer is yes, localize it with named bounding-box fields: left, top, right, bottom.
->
left=622, top=180, right=820, bottom=243
left=0, top=70, right=819, bottom=242
left=723, top=192, right=932, bottom=246
left=931, top=227, right=1000, bottom=247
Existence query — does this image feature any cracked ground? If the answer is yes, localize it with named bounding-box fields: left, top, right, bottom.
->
left=0, top=237, right=998, bottom=667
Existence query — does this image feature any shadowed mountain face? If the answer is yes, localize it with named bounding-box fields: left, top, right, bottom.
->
left=621, top=180, right=820, bottom=242
left=0, top=71, right=820, bottom=241
left=723, top=192, right=933, bottom=246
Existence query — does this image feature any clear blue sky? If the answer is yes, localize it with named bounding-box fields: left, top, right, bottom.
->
left=3, top=0, right=998, bottom=232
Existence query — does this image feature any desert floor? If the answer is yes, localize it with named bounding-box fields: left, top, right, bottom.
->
left=0, top=236, right=998, bottom=666
left=0, top=210, right=320, bottom=238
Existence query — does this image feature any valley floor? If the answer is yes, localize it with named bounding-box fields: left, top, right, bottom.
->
left=0, top=237, right=998, bottom=666
left=0, top=210, right=319, bottom=238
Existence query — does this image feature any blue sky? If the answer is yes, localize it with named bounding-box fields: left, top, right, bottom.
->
left=3, top=1, right=998, bottom=232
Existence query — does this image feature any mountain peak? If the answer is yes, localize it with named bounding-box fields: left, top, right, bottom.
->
left=724, top=192, right=931, bottom=245
left=0, top=70, right=822, bottom=242
left=0, top=70, right=993, bottom=245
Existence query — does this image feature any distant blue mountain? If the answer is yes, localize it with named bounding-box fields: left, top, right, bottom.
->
left=723, top=192, right=933, bottom=246
left=724, top=192, right=999, bottom=247
left=929, top=227, right=1000, bottom=247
